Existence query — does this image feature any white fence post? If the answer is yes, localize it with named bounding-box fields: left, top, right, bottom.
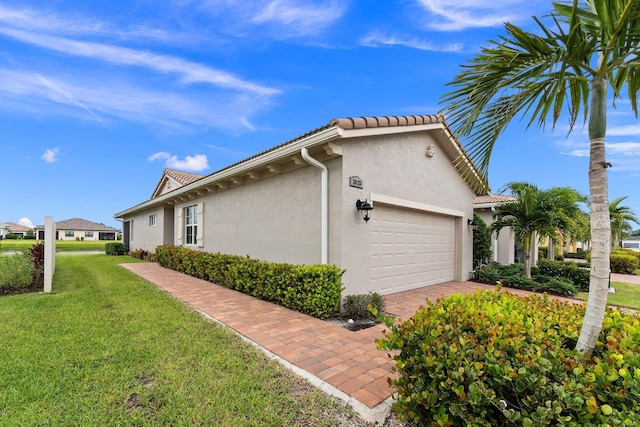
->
left=44, top=216, right=56, bottom=293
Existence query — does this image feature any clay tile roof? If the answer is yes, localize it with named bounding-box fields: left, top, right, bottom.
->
left=55, top=218, right=118, bottom=231
left=473, top=194, right=517, bottom=205
left=3, top=222, right=33, bottom=232
left=330, top=114, right=444, bottom=131
left=164, top=169, right=204, bottom=186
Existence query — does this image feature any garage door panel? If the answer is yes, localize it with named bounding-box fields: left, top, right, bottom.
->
left=370, top=205, right=456, bottom=294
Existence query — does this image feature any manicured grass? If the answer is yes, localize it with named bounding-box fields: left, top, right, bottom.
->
left=0, top=254, right=360, bottom=426
left=0, top=239, right=110, bottom=252
left=575, top=282, right=640, bottom=310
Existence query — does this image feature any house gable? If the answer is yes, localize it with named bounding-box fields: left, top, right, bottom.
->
left=151, top=169, right=204, bottom=199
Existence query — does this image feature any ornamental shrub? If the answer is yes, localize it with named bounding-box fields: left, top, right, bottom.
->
left=610, top=253, right=639, bottom=274
left=377, top=290, right=640, bottom=426
left=105, top=242, right=126, bottom=255
left=343, top=292, right=385, bottom=320
left=534, top=259, right=590, bottom=291
left=155, top=245, right=344, bottom=319
left=472, top=213, right=492, bottom=268
left=0, top=253, right=34, bottom=293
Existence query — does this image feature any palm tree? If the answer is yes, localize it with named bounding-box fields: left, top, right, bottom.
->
left=492, top=182, right=554, bottom=277
left=492, top=182, right=585, bottom=277
left=610, top=196, right=640, bottom=247
left=441, top=0, right=640, bottom=355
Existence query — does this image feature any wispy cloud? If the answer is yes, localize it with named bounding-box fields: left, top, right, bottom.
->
left=416, top=0, right=545, bottom=32
left=41, top=147, right=59, bottom=163
left=0, top=27, right=278, bottom=97
left=149, top=152, right=209, bottom=172
left=360, top=33, right=462, bottom=52
left=199, top=0, right=346, bottom=38
left=0, top=69, right=267, bottom=131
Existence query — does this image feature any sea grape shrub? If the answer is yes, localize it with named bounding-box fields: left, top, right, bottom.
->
left=377, top=290, right=640, bottom=426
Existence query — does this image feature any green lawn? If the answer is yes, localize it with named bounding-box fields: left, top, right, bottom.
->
left=575, top=282, right=640, bottom=310
left=0, top=254, right=361, bottom=426
left=0, top=239, right=110, bottom=252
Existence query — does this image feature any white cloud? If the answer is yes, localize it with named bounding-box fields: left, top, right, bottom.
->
left=149, top=152, right=209, bottom=172
left=18, top=217, right=34, bottom=228
left=360, top=33, right=462, bottom=52
left=41, top=147, right=59, bottom=163
left=416, top=0, right=545, bottom=31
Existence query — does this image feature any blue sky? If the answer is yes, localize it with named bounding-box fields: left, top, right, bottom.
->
left=1, top=0, right=639, bottom=230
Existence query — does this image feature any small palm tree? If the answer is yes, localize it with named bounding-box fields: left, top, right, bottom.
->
left=441, top=0, right=640, bottom=354
left=492, top=182, right=584, bottom=277
left=609, top=196, right=640, bottom=247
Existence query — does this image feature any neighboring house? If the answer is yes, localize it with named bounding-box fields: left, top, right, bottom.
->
left=0, top=221, right=34, bottom=238
left=473, top=195, right=517, bottom=265
left=0, top=222, right=8, bottom=239
left=34, top=218, right=118, bottom=241
left=622, top=235, right=640, bottom=251
left=115, top=114, right=488, bottom=296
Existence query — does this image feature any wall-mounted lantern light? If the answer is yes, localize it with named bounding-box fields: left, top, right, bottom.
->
left=356, top=199, right=374, bottom=223
left=468, top=218, right=478, bottom=231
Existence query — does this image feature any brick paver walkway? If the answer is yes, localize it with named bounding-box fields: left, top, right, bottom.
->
left=119, top=263, right=579, bottom=422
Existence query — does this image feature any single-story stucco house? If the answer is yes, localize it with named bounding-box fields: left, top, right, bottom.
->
left=34, top=218, right=119, bottom=241
left=0, top=221, right=34, bottom=238
left=114, top=114, right=488, bottom=296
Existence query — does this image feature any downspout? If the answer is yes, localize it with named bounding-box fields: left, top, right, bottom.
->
left=301, top=147, right=328, bottom=264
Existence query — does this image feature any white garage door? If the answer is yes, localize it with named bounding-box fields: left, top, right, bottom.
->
left=370, top=205, right=456, bottom=294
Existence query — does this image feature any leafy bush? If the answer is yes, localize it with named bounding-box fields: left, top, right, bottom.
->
left=343, top=293, right=385, bottom=320
left=564, top=251, right=587, bottom=259
left=129, top=248, right=153, bottom=260
left=4, top=233, right=18, bottom=240
left=105, top=242, right=126, bottom=255
left=610, top=253, right=639, bottom=274
left=28, top=242, right=45, bottom=289
left=155, top=245, right=344, bottom=319
left=533, top=259, right=590, bottom=291
left=377, top=290, right=640, bottom=426
left=472, top=213, right=492, bottom=268
left=533, top=276, right=577, bottom=296
left=0, top=253, right=34, bottom=293
left=23, top=232, right=36, bottom=240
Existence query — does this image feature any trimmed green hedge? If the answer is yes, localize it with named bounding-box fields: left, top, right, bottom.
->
left=533, top=259, right=590, bottom=291
left=610, top=253, right=639, bottom=274
left=105, top=242, right=126, bottom=255
left=155, top=245, right=344, bottom=319
left=377, top=290, right=640, bottom=426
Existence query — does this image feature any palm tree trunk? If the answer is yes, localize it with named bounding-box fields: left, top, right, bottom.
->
left=523, top=233, right=532, bottom=278
left=576, top=77, right=611, bottom=355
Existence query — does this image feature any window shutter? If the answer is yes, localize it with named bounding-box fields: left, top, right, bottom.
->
left=176, top=208, right=183, bottom=245
left=196, top=202, right=204, bottom=247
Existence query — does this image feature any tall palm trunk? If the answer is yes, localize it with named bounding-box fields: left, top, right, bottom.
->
left=576, top=77, right=611, bottom=355
left=523, top=232, right=533, bottom=278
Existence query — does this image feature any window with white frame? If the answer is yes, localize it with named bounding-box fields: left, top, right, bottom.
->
left=149, top=214, right=157, bottom=226
left=65, top=231, right=74, bottom=238
left=85, top=231, right=93, bottom=238
left=185, top=205, right=198, bottom=245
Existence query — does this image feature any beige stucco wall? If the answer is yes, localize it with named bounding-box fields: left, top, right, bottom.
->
left=125, top=207, right=170, bottom=251
left=475, top=208, right=515, bottom=265
left=56, top=229, right=116, bottom=241
left=338, top=132, right=475, bottom=295
left=172, top=158, right=343, bottom=266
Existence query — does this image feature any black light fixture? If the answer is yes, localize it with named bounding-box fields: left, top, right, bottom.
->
left=356, top=199, right=374, bottom=223
left=468, top=218, right=478, bottom=231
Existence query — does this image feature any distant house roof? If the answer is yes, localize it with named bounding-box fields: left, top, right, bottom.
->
left=2, top=221, right=34, bottom=232
left=622, top=235, right=640, bottom=242
left=151, top=168, right=204, bottom=199
left=473, top=194, right=517, bottom=207
left=55, top=218, right=118, bottom=232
